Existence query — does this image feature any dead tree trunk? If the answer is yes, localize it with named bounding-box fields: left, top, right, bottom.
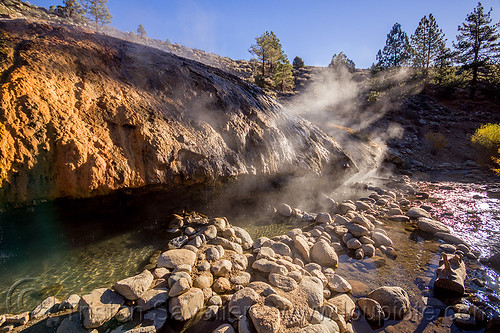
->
left=434, top=253, right=466, bottom=302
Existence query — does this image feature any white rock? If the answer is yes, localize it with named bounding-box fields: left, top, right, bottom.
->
left=157, top=249, right=196, bottom=269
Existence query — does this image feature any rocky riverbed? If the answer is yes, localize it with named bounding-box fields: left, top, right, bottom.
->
left=1, top=176, right=499, bottom=333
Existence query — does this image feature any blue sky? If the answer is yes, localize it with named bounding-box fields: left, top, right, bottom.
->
left=31, top=0, right=500, bottom=68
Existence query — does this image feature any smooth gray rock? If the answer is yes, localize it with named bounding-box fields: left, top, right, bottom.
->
left=367, top=286, right=410, bottom=319
left=357, top=298, right=384, bottom=322
left=406, top=207, right=431, bottom=219
left=79, top=288, right=124, bottom=328
left=268, top=273, right=298, bottom=292
left=157, top=249, right=196, bottom=269
left=249, top=304, right=280, bottom=333
left=228, top=287, right=260, bottom=317
left=311, top=240, right=338, bottom=268
left=31, top=296, right=59, bottom=320
left=169, top=288, right=204, bottom=321
left=417, top=218, right=450, bottom=234
left=114, top=270, right=154, bottom=300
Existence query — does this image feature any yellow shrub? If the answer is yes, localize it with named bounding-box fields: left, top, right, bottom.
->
left=471, top=124, right=500, bottom=148
left=471, top=124, right=500, bottom=172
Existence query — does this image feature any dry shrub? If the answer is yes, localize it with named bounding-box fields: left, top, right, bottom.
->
left=425, top=131, right=448, bottom=154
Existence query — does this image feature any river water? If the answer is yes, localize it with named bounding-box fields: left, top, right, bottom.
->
left=0, top=179, right=499, bottom=331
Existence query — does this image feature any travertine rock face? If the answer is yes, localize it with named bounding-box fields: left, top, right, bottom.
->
left=0, top=20, right=354, bottom=204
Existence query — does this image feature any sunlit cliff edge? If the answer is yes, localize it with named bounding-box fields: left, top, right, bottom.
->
left=0, top=19, right=355, bottom=204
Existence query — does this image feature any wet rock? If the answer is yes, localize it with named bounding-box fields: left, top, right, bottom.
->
left=435, top=232, right=466, bottom=245
left=169, top=288, right=204, bottom=321
left=372, top=232, right=393, bottom=247
left=31, top=296, right=60, bottom=319
left=328, top=294, right=355, bottom=321
left=357, top=298, right=384, bottom=322
left=388, top=215, right=410, bottom=222
left=56, top=315, right=87, bottom=333
left=327, top=274, right=352, bottom=293
left=311, top=240, right=338, bottom=267
left=457, top=244, right=469, bottom=254
left=213, top=277, right=232, bottom=293
left=265, top=294, right=292, bottom=310
left=346, top=238, right=362, bottom=250
left=79, top=288, right=124, bottom=328
left=367, top=286, right=409, bottom=319
left=406, top=207, right=431, bottom=219
left=453, top=313, right=476, bottom=328
left=269, top=273, right=298, bottom=292
left=488, top=253, right=500, bottom=272
left=278, top=204, right=293, bottom=217
left=157, top=249, right=196, bottom=269
left=486, top=316, right=500, bottom=333
left=114, top=270, right=154, bottom=300
left=212, top=259, right=233, bottom=277
left=439, top=244, right=456, bottom=253
left=229, top=287, right=260, bottom=317
left=299, top=276, right=324, bottom=308
left=417, top=218, right=450, bottom=234
left=213, top=323, right=236, bottom=333
left=249, top=304, right=280, bottom=333
left=345, top=223, right=369, bottom=237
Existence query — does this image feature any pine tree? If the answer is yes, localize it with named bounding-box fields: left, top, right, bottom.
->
left=249, top=31, right=285, bottom=77
left=82, top=0, right=112, bottom=31
left=273, top=58, right=294, bottom=92
left=376, top=23, right=411, bottom=68
left=329, top=52, right=356, bottom=72
left=292, top=56, right=305, bottom=68
left=137, top=24, right=147, bottom=38
left=410, top=14, right=447, bottom=80
left=453, top=2, right=499, bottom=100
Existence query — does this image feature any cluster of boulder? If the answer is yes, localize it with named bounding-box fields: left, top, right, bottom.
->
left=0, top=201, right=414, bottom=333
left=3, top=180, right=499, bottom=332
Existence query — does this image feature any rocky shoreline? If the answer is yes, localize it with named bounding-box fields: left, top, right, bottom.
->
left=1, top=177, right=499, bottom=333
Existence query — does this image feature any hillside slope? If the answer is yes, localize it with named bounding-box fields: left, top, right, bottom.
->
left=0, top=19, right=354, bottom=204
